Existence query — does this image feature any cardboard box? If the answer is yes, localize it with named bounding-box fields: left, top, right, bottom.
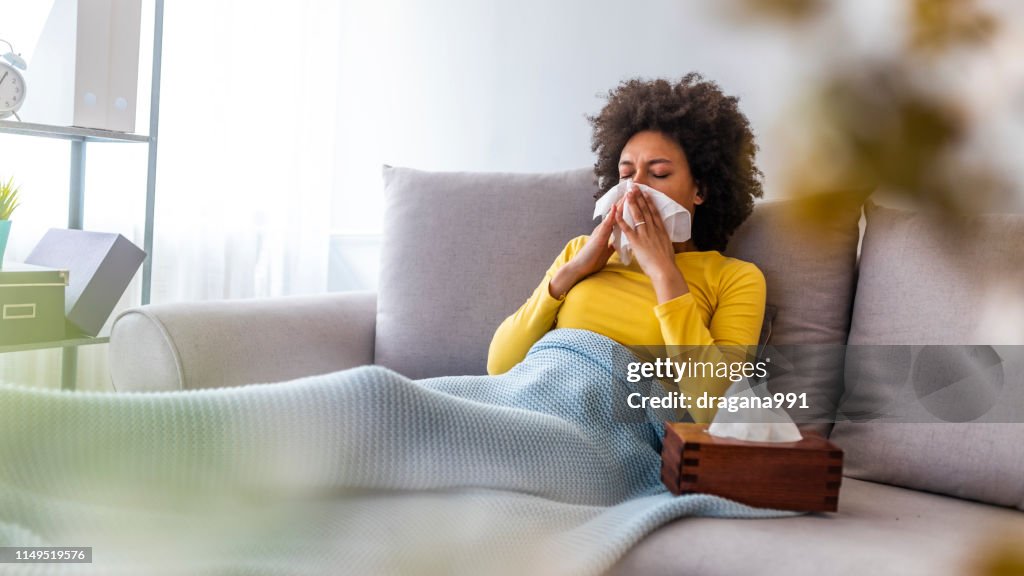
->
left=661, top=423, right=844, bottom=512
left=0, top=263, right=69, bottom=345
left=26, top=229, right=146, bottom=337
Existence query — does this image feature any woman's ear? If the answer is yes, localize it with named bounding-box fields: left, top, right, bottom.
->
left=693, top=186, right=705, bottom=206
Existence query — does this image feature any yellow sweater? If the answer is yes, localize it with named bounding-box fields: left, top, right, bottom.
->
left=487, top=235, right=766, bottom=421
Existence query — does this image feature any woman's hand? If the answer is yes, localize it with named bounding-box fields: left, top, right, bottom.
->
left=615, top=185, right=690, bottom=303
left=548, top=203, right=620, bottom=299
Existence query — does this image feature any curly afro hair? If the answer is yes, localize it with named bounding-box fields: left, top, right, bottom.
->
left=588, top=74, right=763, bottom=252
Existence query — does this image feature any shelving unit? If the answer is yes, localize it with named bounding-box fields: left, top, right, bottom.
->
left=0, top=120, right=150, bottom=142
left=0, top=335, right=109, bottom=355
left=0, top=0, right=164, bottom=390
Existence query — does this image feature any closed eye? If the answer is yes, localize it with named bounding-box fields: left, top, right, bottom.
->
left=620, top=173, right=670, bottom=180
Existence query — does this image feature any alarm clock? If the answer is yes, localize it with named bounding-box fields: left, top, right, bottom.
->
left=0, top=45, right=28, bottom=121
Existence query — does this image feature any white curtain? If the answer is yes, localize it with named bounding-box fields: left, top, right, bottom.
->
left=152, top=0, right=339, bottom=301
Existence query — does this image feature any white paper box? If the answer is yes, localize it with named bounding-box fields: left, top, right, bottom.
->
left=25, top=228, right=146, bottom=336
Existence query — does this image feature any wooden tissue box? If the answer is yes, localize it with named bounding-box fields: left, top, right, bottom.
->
left=661, top=423, right=844, bottom=512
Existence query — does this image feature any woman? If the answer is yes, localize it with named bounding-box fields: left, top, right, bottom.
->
left=487, top=74, right=767, bottom=422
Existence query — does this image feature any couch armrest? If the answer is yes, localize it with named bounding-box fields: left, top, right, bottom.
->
left=109, top=292, right=377, bottom=391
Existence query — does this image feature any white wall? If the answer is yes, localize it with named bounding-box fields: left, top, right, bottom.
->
left=325, top=0, right=926, bottom=288
left=328, top=0, right=1023, bottom=289
left=326, top=0, right=817, bottom=287
left=330, top=0, right=826, bottom=236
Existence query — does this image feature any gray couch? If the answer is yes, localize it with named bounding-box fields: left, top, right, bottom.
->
left=109, top=166, right=1024, bottom=575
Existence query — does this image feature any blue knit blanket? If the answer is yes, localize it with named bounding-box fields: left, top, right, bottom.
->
left=0, top=328, right=798, bottom=575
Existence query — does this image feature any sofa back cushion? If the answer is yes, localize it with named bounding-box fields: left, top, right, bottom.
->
left=376, top=166, right=597, bottom=378
left=829, top=202, right=1024, bottom=510
left=725, top=191, right=866, bottom=434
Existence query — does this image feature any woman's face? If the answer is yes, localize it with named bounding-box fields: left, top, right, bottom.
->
left=617, top=130, right=703, bottom=214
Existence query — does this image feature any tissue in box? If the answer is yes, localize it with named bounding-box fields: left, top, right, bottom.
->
left=661, top=423, right=843, bottom=512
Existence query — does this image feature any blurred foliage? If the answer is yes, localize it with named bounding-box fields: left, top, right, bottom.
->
left=724, top=0, right=1012, bottom=215
left=726, top=0, right=827, bottom=23
left=793, top=64, right=1003, bottom=215
left=971, top=534, right=1024, bottom=576
left=911, top=0, right=998, bottom=54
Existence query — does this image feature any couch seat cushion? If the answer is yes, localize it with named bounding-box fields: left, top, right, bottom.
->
left=610, top=477, right=1024, bottom=576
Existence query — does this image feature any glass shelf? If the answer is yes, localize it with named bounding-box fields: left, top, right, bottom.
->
left=0, top=335, right=110, bottom=354
left=0, top=120, right=150, bottom=143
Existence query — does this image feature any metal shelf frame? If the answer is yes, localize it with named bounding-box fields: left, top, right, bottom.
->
left=0, top=120, right=150, bottom=142
left=0, top=335, right=109, bottom=355
left=0, top=0, right=164, bottom=390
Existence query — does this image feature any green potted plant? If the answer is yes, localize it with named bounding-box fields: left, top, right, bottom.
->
left=0, top=176, right=21, bottom=268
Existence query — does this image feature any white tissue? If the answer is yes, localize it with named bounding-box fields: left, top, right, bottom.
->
left=592, top=179, right=691, bottom=266
left=706, top=379, right=803, bottom=443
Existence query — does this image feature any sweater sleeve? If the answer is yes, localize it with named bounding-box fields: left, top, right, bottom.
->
left=486, top=236, right=588, bottom=375
left=652, top=261, right=767, bottom=422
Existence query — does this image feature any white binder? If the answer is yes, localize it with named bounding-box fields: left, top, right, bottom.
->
left=20, top=0, right=142, bottom=133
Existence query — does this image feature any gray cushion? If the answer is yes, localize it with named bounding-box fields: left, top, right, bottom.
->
left=611, top=477, right=1024, bottom=576
left=845, top=202, right=1024, bottom=344
left=375, top=166, right=597, bottom=378
left=830, top=202, right=1024, bottom=510
left=725, top=191, right=867, bottom=434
